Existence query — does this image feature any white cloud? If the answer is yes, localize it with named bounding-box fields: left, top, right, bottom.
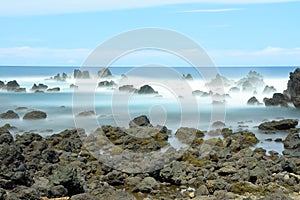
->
left=178, top=8, right=241, bottom=13
left=1, top=46, right=300, bottom=66
left=0, top=0, right=299, bottom=16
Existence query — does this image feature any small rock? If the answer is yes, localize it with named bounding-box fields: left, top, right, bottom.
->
left=23, top=111, right=47, bottom=120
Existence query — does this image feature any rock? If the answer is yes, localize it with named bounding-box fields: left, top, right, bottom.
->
left=247, top=96, right=261, bottom=105
left=98, top=68, right=112, bottom=78
left=192, top=90, right=210, bottom=97
left=211, top=121, right=225, bottom=128
left=137, top=85, right=158, bottom=95
left=182, top=74, right=193, bottom=80
left=284, top=133, right=300, bottom=149
left=0, top=110, right=19, bottom=119
left=129, top=115, right=151, bottom=128
left=74, top=69, right=90, bottom=79
left=119, top=85, right=138, bottom=93
left=53, top=73, right=67, bottom=81
left=31, top=83, right=48, bottom=91
left=195, top=185, right=209, bottom=196
left=23, top=111, right=47, bottom=120
left=237, top=71, right=265, bottom=92
left=206, top=74, right=234, bottom=88
left=133, top=177, right=160, bottom=193
left=98, top=80, right=116, bottom=87
left=263, top=85, right=277, bottom=94
left=70, top=84, right=78, bottom=89
left=77, top=110, right=96, bottom=117
left=287, top=68, right=300, bottom=108
left=175, top=127, right=204, bottom=144
left=258, top=119, right=298, bottom=130
left=71, top=193, right=100, bottom=200
left=6, top=80, right=20, bottom=91
left=47, top=87, right=61, bottom=92
left=264, top=93, right=290, bottom=107
left=0, top=80, right=4, bottom=88
left=230, top=181, right=260, bottom=194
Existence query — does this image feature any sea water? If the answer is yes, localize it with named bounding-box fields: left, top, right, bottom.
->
left=0, top=66, right=299, bottom=154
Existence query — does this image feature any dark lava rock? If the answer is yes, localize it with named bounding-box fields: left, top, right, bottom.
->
left=98, top=80, right=116, bottom=87
left=77, top=110, right=96, bottom=117
left=47, top=87, right=60, bottom=92
left=98, top=68, right=112, bottom=78
left=258, top=119, right=298, bottom=131
left=53, top=72, right=68, bottom=81
left=31, top=83, right=48, bottom=91
left=247, top=96, right=261, bottom=105
left=0, top=110, right=19, bottom=119
left=287, top=68, right=300, bottom=108
left=263, top=93, right=290, bottom=107
left=137, top=85, right=158, bottom=95
left=129, top=115, right=151, bottom=128
left=6, top=80, right=20, bottom=91
left=263, top=85, right=277, bottom=94
left=284, top=132, right=300, bottom=149
left=133, top=177, right=160, bottom=193
left=23, top=111, right=47, bottom=120
left=0, top=80, right=4, bottom=88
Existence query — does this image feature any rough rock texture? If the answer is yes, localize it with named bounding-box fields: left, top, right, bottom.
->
left=47, top=87, right=60, bottom=92
left=23, top=111, right=47, bottom=120
left=31, top=83, right=48, bottom=91
left=258, top=119, right=298, bottom=130
left=129, top=115, right=151, bottom=128
left=98, top=68, right=112, bottom=78
left=6, top=80, right=20, bottom=91
left=287, top=68, right=300, bottom=108
left=74, top=70, right=90, bottom=79
left=182, top=73, right=193, bottom=80
left=247, top=96, right=261, bottom=105
left=0, top=110, right=19, bottom=119
left=137, top=85, right=158, bottom=95
left=264, top=93, right=290, bottom=107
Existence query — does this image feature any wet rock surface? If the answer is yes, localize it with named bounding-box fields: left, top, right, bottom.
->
left=0, top=110, right=19, bottom=119
left=0, top=119, right=300, bottom=199
left=23, top=111, right=47, bottom=120
left=258, top=119, right=298, bottom=130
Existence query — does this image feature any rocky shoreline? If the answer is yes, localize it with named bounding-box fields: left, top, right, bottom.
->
left=0, top=116, right=300, bottom=200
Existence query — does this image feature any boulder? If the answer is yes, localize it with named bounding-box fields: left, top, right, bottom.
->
left=31, top=83, right=48, bottom=91
left=77, top=110, right=96, bottom=117
left=98, top=68, right=112, bottom=78
left=6, top=80, right=20, bottom=91
left=129, top=115, right=151, bottom=128
left=0, top=110, right=19, bottom=119
left=98, top=80, right=116, bottom=87
left=23, top=111, right=47, bottom=120
left=182, top=74, right=193, bottom=80
left=247, top=96, right=261, bottom=105
left=15, top=88, right=26, bottom=92
left=284, top=133, right=300, bottom=149
left=286, top=68, right=300, bottom=108
left=258, top=119, right=298, bottom=131
left=47, top=87, right=60, bottom=92
left=133, top=177, right=160, bottom=193
left=263, top=93, right=290, bottom=107
left=137, top=85, right=158, bottom=95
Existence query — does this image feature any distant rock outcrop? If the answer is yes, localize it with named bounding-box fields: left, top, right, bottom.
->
left=98, top=68, right=112, bottom=78
left=263, top=85, right=276, bottom=94
left=138, top=85, right=158, bottom=95
left=31, top=83, right=48, bottom=91
left=206, top=74, right=234, bottom=88
left=6, top=80, right=20, bottom=91
left=182, top=74, right=193, bottom=80
left=129, top=115, right=151, bottom=128
left=247, top=96, right=261, bottom=105
left=74, top=69, right=90, bottom=79
left=98, top=80, right=116, bottom=88
left=286, top=68, right=300, bottom=108
left=47, top=87, right=60, bottom=92
left=263, top=93, right=290, bottom=107
left=119, top=85, right=138, bottom=93
left=237, top=71, right=265, bottom=92
left=53, top=72, right=68, bottom=81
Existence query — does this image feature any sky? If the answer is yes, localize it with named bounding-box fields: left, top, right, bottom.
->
left=0, top=0, right=300, bottom=66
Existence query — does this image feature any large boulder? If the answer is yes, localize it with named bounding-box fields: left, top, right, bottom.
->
left=31, top=83, right=48, bottom=91
left=74, top=69, right=90, bottom=79
left=284, top=132, right=300, bottom=149
left=6, top=80, right=20, bottom=91
left=287, top=68, right=300, bottom=108
left=258, top=119, right=298, bottom=131
left=23, top=111, right=47, bottom=120
left=182, top=73, right=193, bottom=80
left=263, top=93, right=290, bottom=107
left=0, top=110, right=19, bottom=119
left=47, top=87, right=60, bottom=92
left=137, top=85, right=158, bottom=95
left=129, top=115, right=151, bottom=128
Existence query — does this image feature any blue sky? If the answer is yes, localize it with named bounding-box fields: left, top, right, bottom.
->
left=1, top=0, right=300, bottom=66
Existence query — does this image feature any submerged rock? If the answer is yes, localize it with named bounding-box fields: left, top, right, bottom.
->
left=119, top=85, right=138, bottom=93
left=31, top=83, right=48, bottom=91
left=0, top=110, right=19, bottom=119
left=23, top=111, right=47, bottom=120
left=6, top=80, right=20, bottom=91
left=47, top=87, right=60, bottom=92
left=77, top=110, right=96, bottom=117
left=74, top=69, right=90, bottom=79
left=182, top=73, right=193, bottom=80
left=258, top=119, right=298, bottom=130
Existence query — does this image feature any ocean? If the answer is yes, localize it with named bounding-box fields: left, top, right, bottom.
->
left=0, top=66, right=299, bottom=154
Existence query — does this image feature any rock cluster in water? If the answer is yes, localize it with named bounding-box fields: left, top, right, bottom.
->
left=0, top=116, right=299, bottom=199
